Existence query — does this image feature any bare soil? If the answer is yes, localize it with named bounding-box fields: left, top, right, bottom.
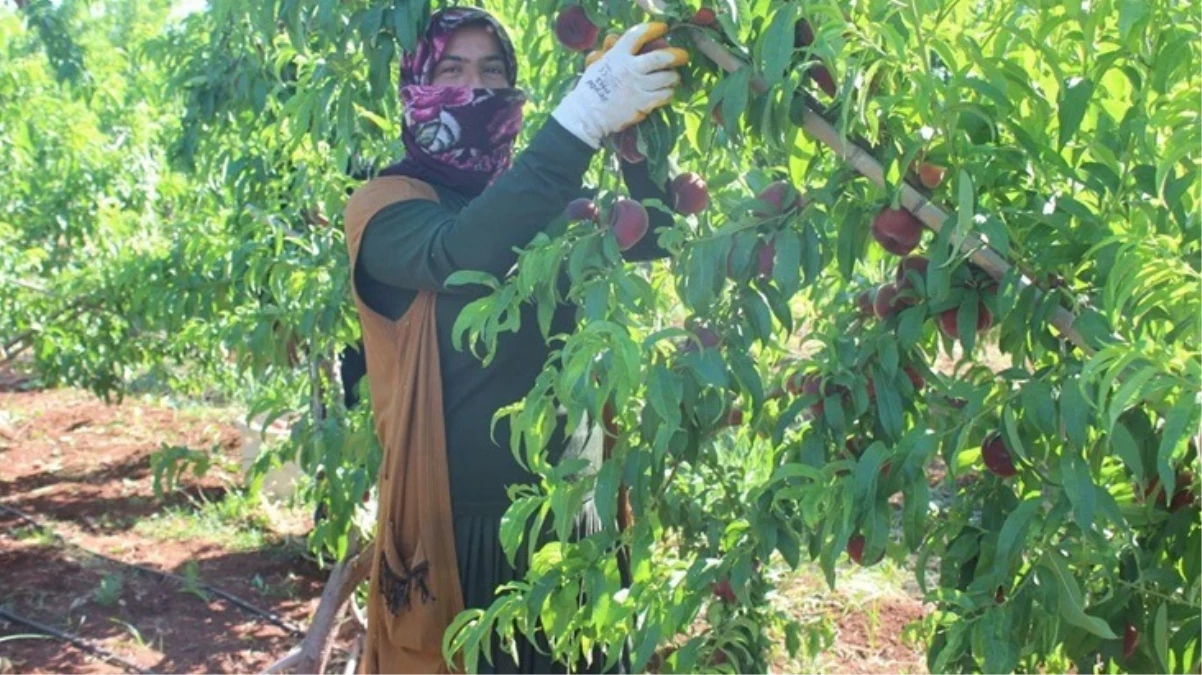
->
left=0, top=378, right=349, bottom=674
left=0, top=368, right=927, bottom=674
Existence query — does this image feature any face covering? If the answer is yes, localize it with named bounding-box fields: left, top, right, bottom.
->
left=378, top=7, right=527, bottom=197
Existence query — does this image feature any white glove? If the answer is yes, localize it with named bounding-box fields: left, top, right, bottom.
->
left=551, top=22, right=689, bottom=149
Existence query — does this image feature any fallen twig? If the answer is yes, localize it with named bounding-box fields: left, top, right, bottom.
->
left=0, top=607, right=156, bottom=675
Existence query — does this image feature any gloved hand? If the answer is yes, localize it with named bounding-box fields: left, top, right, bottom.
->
left=551, top=22, right=689, bottom=149
left=584, top=33, right=621, bottom=68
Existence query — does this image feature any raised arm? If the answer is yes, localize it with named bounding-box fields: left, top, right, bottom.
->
left=357, top=119, right=595, bottom=291
left=358, top=20, right=688, bottom=291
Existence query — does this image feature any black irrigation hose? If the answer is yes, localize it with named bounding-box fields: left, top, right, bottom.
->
left=0, top=606, right=156, bottom=675
left=0, top=503, right=306, bottom=638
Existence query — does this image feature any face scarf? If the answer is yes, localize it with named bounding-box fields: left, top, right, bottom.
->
left=378, top=7, right=527, bottom=197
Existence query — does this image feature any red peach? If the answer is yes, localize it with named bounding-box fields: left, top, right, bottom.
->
left=918, top=163, right=946, bottom=189
left=981, top=433, right=1017, bottom=478
left=895, top=255, right=930, bottom=292
left=811, top=64, right=837, bottom=97
left=847, top=534, right=865, bottom=565
left=555, top=5, right=600, bottom=52
left=938, top=303, right=993, bottom=340
left=691, top=7, right=717, bottom=26
left=753, top=180, right=802, bottom=217
left=871, top=207, right=923, bottom=256
left=608, top=199, right=650, bottom=251
left=565, top=197, right=599, bottom=223
left=670, top=172, right=710, bottom=215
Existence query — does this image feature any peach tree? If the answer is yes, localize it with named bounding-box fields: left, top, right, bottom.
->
left=5, top=0, right=1198, bottom=672
left=436, top=1, right=1201, bottom=673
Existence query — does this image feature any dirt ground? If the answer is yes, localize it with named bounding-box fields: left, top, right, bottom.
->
left=0, top=367, right=927, bottom=674
left=0, top=371, right=358, bottom=674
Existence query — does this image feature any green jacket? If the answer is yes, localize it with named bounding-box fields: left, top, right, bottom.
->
left=354, top=118, right=672, bottom=515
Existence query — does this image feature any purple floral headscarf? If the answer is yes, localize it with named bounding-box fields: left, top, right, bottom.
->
left=378, top=7, right=527, bottom=197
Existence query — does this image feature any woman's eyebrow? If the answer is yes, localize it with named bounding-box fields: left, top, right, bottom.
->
left=436, top=54, right=505, bottom=66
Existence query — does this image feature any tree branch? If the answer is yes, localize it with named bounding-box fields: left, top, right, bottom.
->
left=683, top=28, right=1094, bottom=356
left=261, top=541, right=374, bottom=674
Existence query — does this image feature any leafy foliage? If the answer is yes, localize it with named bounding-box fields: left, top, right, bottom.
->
left=3, top=0, right=1199, bottom=672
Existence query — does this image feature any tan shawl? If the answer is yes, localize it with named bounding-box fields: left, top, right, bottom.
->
left=344, top=176, right=464, bottom=674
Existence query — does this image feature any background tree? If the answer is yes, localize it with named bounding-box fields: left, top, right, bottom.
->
left=2, top=0, right=1199, bottom=672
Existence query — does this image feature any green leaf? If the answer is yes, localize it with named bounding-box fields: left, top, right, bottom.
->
left=1001, top=406, right=1030, bottom=464
left=1094, top=485, right=1127, bottom=532
left=683, top=238, right=722, bottom=311
left=957, top=294, right=979, bottom=355
left=1154, top=603, right=1169, bottom=672
left=853, top=441, right=889, bottom=506
left=441, top=608, right=485, bottom=673
left=446, top=269, right=500, bottom=290
left=777, top=525, right=801, bottom=568
left=744, top=290, right=775, bottom=343
left=1118, top=0, right=1151, bottom=43
left=1157, top=395, right=1198, bottom=498
left=593, top=459, right=621, bottom=533
left=647, top=365, right=683, bottom=431
left=1042, top=552, right=1118, bottom=639
left=785, top=621, right=802, bottom=658
left=897, top=307, right=925, bottom=349
left=775, top=229, right=802, bottom=296
left=902, top=475, right=930, bottom=551
left=761, top=284, right=795, bottom=335
left=727, top=347, right=765, bottom=409
left=632, top=622, right=661, bottom=672
left=1111, top=421, right=1144, bottom=480
left=1057, top=77, right=1094, bottom=148
left=1060, top=376, right=1091, bottom=447
left=836, top=205, right=862, bottom=281
left=955, top=169, right=974, bottom=246
left=1061, top=450, right=1096, bottom=532
left=761, top=3, right=798, bottom=87
left=979, top=605, right=1020, bottom=674
left=499, top=495, right=541, bottom=566
left=721, top=67, right=752, bottom=136
left=875, top=377, right=904, bottom=440
left=1022, top=380, right=1057, bottom=436
left=932, top=624, right=968, bottom=674
left=991, top=497, right=1041, bottom=579
left=1106, top=365, right=1158, bottom=433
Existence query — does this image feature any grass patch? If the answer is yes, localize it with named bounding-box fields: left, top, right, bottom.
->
left=9, top=525, right=58, bottom=547
left=133, top=488, right=276, bottom=552
left=769, top=557, right=927, bottom=674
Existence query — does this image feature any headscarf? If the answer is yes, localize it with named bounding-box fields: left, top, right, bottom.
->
left=378, top=7, right=527, bottom=197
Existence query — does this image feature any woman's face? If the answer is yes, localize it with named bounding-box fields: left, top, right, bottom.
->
left=431, top=25, right=509, bottom=88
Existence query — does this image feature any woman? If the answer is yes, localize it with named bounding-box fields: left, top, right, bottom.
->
left=342, top=7, right=688, bottom=674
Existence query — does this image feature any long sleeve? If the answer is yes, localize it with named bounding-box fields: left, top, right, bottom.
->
left=617, top=159, right=674, bottom=262
left=358, top=118, right=596, bottom=292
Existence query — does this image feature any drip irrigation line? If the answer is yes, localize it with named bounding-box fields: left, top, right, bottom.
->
left=0, top=607, right=156, bottom=675
left=0, top=502, right=305, bottom=638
